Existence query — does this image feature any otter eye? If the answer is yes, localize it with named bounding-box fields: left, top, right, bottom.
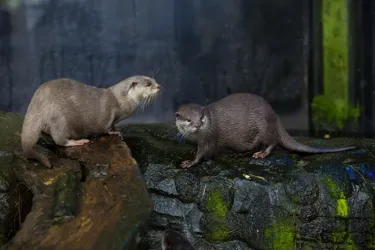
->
left=187, top=119, right=191, bottom=122
left=146, top=81, right=152, bottom=87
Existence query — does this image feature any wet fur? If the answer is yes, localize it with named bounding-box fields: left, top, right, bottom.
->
left=22, top=75, right=160, bottom=168
left=175, top=93, right=355, bottom=168
left=161, top=229, right=194, bottom=250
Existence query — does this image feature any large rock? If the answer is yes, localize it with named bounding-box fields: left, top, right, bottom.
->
left=0, top=112, right=152, bottom=250
left=0, top=112, right=32, bottom=246
left=120, top=123, right=375, bottom=250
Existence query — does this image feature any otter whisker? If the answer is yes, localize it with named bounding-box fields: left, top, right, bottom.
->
left=175, top=131, right=182, bottom=140
left=176, top=130, right=189, bottom=144
left=142, top=95, right=154, bottom=111
left=176, top=131, right=186, bottom=141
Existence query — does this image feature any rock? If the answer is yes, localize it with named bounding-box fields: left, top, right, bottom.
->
left=197, top=177, right=233, bottom=214
left=214, top=240, right=254, bottom=250
left=121, top=123, right=375, bottom=250
left=0, top=112, right=152, bottom=250
left=175, top=171, right=200, bottom=203
left=0, top=112, right=33, bottom=246
left=231, top=179, right=269, bottom=213
left=144, top=164, right=179, bottom=196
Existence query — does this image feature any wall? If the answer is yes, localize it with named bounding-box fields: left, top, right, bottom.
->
left=0, top=0, right=310, bottom=130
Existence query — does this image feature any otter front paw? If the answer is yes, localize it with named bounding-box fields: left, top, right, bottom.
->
left=181, top=160, right=194, bottom=168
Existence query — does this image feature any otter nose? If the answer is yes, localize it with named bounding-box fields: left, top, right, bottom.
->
left=194, top=125, right=200, bottom=128
left=156, top=84, right=161, bottom=90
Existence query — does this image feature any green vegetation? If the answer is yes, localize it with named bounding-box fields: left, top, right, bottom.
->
left=312, top=95, right=360, bottom=132
left=264, top=218, right=296, bottom=250
left=322, top=177, right=350, bottom=218
left=312, top=0, right=361, bottom=132
left=206, top=189, right=228, bottom=218
left=207, top=223, right=230, bottom=242
left=322, top=0, right=349, bottom=99
left=0, top=112, right=24, bottom=152
left=204, top=189, right=231, bottom=242
left=336, top=198, right=349, bottom=218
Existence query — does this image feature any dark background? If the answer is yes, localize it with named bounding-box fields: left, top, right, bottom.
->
left=0, top=0, right=373, bottom=134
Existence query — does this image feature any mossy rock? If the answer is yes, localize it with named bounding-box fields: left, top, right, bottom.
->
left=120, top=123, right=375, bottom=250
left=0, top=112, right=24, bottom=153
left=0, top=113, right=32, bottom=248
left=0, top=113, right=152, bottom=249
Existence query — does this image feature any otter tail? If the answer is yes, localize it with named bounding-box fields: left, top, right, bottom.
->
left=276, top=118, right=355, bottom=153
left=21, top=115, right=51, bottom=168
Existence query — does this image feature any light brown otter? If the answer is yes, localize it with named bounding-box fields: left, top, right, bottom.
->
left=175, top=93, right=355, bottom=168
left=161, top=229, right=194, bottom=250
left=21, top=75, right=160, bottom=168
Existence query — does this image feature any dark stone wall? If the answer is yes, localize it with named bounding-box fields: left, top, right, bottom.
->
left=371, top=1, right=375, bottom=134
left=0, top=7, right=12, bottom=112
left=0, top=0, right=310, bottom=130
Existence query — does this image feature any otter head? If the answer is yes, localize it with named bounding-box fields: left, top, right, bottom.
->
left=175, top=104, right=208, bottom=135
left=115, top=75, right=161, bottom=104
left=161, top=229, right=194, bottom=250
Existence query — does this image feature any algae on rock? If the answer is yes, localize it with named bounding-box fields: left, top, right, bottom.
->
left=0, top=112, right=32, bottom=247
left=121, top=123, right=375, bottom=250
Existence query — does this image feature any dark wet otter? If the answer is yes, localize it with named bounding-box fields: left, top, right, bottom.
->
left=161, top=229, right=194, bottom=250
left=175, top=93, right=355, bottom=168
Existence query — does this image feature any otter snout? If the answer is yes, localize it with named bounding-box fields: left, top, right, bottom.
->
left=191, top=123, right=201, bottom=132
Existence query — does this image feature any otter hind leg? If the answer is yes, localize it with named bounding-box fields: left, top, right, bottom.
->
left=50, top=125, right=90, bottom=147
left=63, top=139, right=90, bottom=147
left=252, top=144, right=276, bottom=159
left=231, top=138, right=260, bottom=157
left=52, top=134, right=90, bottom=147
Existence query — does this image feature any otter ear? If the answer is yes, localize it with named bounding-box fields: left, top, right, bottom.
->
left=174, top=112, right=180, bottom=118
left=131, top=82, right=138, bottom=88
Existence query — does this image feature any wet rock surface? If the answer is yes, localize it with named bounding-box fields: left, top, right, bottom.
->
left=121, top=123, right=375, bottom=250
left=0, top=112, right=152, bottom=250
left=0, top=112, right=33, bottom=246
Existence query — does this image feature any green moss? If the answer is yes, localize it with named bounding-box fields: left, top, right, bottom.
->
left=311, top=95, right=360, bottom=132
left=202, top=189, right=232, bottom=242
left=0, top=112, right=24, bottom=153
left=322, top=0, right=349, bottom=99
left=264, top=218, right=296, bottom=249
left=336, top=199, right=349, bottom=218
left=206, top=189, right=228, bottom=218
left=331, top=231, right=347, bottom=243
left=323, top=177, right=350, bottom=219
left=201, top=211, right=232, bottom=243
left=345, top=227, right=358, bottom=250
left=346, top=245, right=358, bottom=250
left=323, top=178, right=345, bottom=199
left=312, top=0, right=361, bottom=132
left=208, top=224, right=230, bottom=242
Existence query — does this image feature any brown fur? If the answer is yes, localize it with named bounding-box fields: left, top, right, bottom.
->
left=22, top=75, right=160, bottom=168
left=175, top=93, right=355, bottom=168
left=161, top=229, right=194, bottom=250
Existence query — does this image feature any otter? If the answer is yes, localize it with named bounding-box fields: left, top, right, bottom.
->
left=175, top=93, right=355, bottom=168
left=21, top=75, right=160, bottom=168
left=161, top=229, right=194, bottom=250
